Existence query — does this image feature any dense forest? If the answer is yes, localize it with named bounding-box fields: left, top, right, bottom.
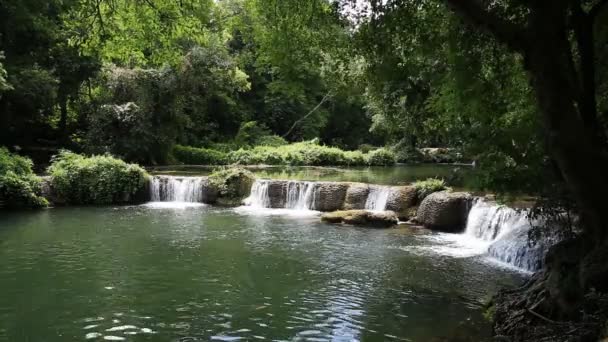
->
left=0, top=0, right=551, bottom=190
left=2, top=0, right=608, bottom=340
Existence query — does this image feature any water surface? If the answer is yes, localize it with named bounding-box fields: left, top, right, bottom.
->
left=0, top=206, right=521, bottom=341
left=148, top=164, right=475, bottom=188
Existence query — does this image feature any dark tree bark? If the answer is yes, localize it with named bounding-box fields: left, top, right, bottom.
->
left=444, top=0, right=608, bottom=243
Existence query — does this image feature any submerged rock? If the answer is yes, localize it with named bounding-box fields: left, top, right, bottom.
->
left=311, top=182, right=349, bottom=211
left=321, top=210, right=398, bottom=228
left=385, top=185, right=417, bottom=220
left=416, top=191, right=472, bottom=232
left=343, top=183, right=370, bottom=210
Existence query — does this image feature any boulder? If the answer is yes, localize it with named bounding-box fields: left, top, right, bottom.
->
left=385, top=186, right=417, bottom=220
left=40, top=176, right=66, bottom=205
left=211, top=167, right=255, bottom=206
left=343, top=183, right=370, bottom=210
left=416, top=191, right=473, bottom=232
left=311, top=182, right=349, bottom=211
left=321, top=210, right=398, bottom=228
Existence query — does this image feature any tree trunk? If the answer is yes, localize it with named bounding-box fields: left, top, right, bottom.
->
left=525, top=2, right=608, bottom=244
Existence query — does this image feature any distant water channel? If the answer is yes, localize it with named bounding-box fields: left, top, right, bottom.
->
left=0, top=204, right=522, bottom=341
left=149, top=164, right=476, bottom=188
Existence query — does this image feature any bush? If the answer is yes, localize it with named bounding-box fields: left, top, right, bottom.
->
left=0, top=148, right=48, bottom=208
left=171, top=145, right=228, bottom=165
left=209, top=167, right=255, bottom=204
left=413, top=178, right=450, bottom=200
left=173, top=141, right=397, bottom=167
left=344, top=151, right=367, bottom=166
left=366, top=148, right=396, bottom=166
left=47, top=151, right=149, bottom=204
left=256, top=135, right=288, bottom=147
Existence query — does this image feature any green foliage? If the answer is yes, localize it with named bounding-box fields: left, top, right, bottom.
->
left=171, top=145, right=228, bottom=165
left=366, top=148, right=396, bottom=166
left=413, top=178, right=450, bottom=200
left=47, top=151, right=149, bottom=205
left=256, top=135, right=288, bottom=147
left=172, top=140, right=396, bottom=167
left=209, top=166, right=255, bottom=201
left=234, top=121, right=271, bottom=147
left=0, top=147, right=48, bottom=208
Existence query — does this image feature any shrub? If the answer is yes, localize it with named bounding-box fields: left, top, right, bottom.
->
left=209, top=167, right=255, bottom=204
left=344, top=151, right=367, bottom=166
left=47, top=151, right=149, bottom=205
left=413, top=178, right=450, bottom=200
left=174, top=141, right=397, bottom=167
left=0, top=148, right=48, bottom=208
left=366, top=148, right=396, bottom=166
left=358, top=144, right=377, bottom=154
left=171, top=145, right=228, bottom=165
left=256, top=135, right=288, bottom=147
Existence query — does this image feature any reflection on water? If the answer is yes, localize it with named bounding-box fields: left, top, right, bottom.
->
left=0, top=205, right=521, bottom=341
left=149, top=164, right=475, bottom=187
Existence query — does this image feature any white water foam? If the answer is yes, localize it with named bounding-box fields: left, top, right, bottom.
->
left=364, top=186, right=391, bottom=211
left=150, top=176, right=207, bottom=203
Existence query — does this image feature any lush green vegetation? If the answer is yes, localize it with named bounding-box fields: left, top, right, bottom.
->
left=209, top=167, right=255, bottom=205
left=172, top=140, right=395, bottom=166
left=47, top=151, right=149, bottom=205
left=2, top=0, right=608, bottom=338
left=0, top=148, right=48, bottom=208
left=413, top=178, right=450, bottom=201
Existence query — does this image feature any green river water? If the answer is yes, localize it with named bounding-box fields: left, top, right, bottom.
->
left=0, top=203, right=523, bottom=341
left=148, top=164, right=476, bottom=188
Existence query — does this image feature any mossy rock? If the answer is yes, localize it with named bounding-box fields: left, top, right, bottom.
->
left=209, top=167, right=255, bottom=205
left=321, top=210, right=398, bottom=228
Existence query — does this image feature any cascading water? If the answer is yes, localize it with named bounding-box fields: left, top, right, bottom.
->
left=245, top=180, right=271, bottom=208
left=364, top=186, right=391, bottom=211
left=285, top=181, right=315, bottom=210
left=463, top=200, right=551, bottom=272
left=150, top=176, right=205, bottom=202
left=245, top=179, right=316, bottom=210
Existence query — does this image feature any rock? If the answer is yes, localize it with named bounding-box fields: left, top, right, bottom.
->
left=40, top=176, right=66, bottom=205
left=385, top=186, right=417, bottom=220
left=416, top=191, right=473, bottom=232
left=200, top=177, right=219, bottom=204
left=210, top=167, right=255, bottom=206
left=311, top=182, right=349, bottom=211
left=343, top=183, right=370, bottom=210
left=266, top=180, right=288, bottom=208
left=321, top=210, right=398, bottom=228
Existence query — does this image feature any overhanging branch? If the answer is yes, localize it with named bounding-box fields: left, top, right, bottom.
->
left=589, top=0, right=608, bottom=18
left=443, top=0, right=528, bottom=52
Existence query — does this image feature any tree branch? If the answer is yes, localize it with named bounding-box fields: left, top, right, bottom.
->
left=589, top=0, right=608, bottom=18
left=443, top=0, right=527, bottom=52
left=282, top=92, right=332, bottom=139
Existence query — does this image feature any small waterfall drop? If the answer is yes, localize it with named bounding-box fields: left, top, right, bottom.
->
left=245, top=180, right=271, bottom=208
left=364, top=186, right=391, bottom=211
left=462, top=200, right=552, bottom=271
left=150, top=176, right=205, bottom=202
left=245, top=179, right=316, bottom=210
left=285, top=181, right=315, bottom=210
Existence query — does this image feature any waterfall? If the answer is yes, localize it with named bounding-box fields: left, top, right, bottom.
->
left=463, top=200, right=553, bottom=271
left=245, top=179, right=316, bottom=210
left=245, top=180, right=271, bottom=208
left=285, top=181, right=315, bottom=210
left=150, top=176, right=205, bottom=202
left=364, top=186, right=391, bottom=211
